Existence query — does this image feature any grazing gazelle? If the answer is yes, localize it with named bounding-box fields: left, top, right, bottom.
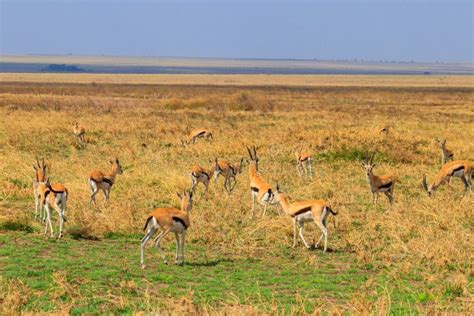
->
left=295, top=151, right=313, bottom=177
left=436, top=138, right=454, bottom=165
left=214, top=158, right=244, bottom=192
left=183, top=129, right=213, bottom=145
left=73, top=122, right=86, bottom=145
left=35, top=178, right=68, bottom=239
left=140, top=190, right=193, bottom=269
left=272, top=184, right=337, bottom=252
left=88, top=159, right=123, bottom=207
left=363, top=152, right=397, bottom=206
left=33, top=158, right=48, bottom=220
left=247, top=146, right=276, bottom=216
left=422, top=160, right=472, bottom=197
left=190, top=161, right=215, bottom=193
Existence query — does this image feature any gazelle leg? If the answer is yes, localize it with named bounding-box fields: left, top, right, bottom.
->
left=204, top=180, right=209, bottom=194
left=297, top=163, right=302, bottom=177
left=461, top=176, right=469, bottom=192
left=293, top=218, right=297, bottom=248
left=53, top=203, right=64, bottom=239
left=89, top=181, right=99, bottom=208
left=384, top=191, right=393, bottom=205
left=191, top=178, right=197, bottom=192
left=229, top=177, right=237, bottom=191
left=34, top=192, right=39, bottom=219
left=307, top=161, right=313, bottom=177
left=155, top=229, right=171, bottom=264
left=181, top=230, right=186, bottom=266
left=262, top=204, right=268, bottom=217
left=315, top=221, right=329, bottom=252
left=44, top=205, right=54, bottom=238
left=174, top=232, right=180, bottom=265
left=298, top=222, right=311, bottom=249
left=140, top=226, right=157, bottom=269
left=251, top=191, right=256, bottom=216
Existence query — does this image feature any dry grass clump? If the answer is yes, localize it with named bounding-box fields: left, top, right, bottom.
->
left=0, top=75, right=473, bottom=312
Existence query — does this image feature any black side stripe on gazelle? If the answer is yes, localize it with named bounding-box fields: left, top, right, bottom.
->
left=291, top=206, right=312, bottom=217
left=450, top=166, right=464, bottom=176
left=196, top=131, right=206, bottom=137
left=299, top=156, right=309, bottom=162
left=173, top=217, right=188, bottom=229
left=251, top=187, right=259, bottom=192
left=103, top=178, right=113, bottom=186
left=379, top=181, right=393, bottom=189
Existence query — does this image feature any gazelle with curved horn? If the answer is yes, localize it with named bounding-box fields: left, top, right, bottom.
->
left=422, top=160, right=472, bottom=197
left=140, top=190, right=193, bottom=269
left=295, top=151, right=313, bottom=177
left=362, top=152, right=397, bottom=206
left=272, top=184, right=337, bottom=252
left=247, top=146, right=275, bottom=216
left=34, top=177, right=68, bottom=239
left=88, top=159, right=123, bottom=207
left=190, top=161, right=215, bottom=194
left=73, top=122, right=86, bottom=145
left=33, top=158, right=48, bottom=220
left=436, top=138, right=454, bottom=165
left=214, top=158, right=244, bottom=192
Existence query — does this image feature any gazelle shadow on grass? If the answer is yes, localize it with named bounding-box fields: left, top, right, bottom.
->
left=187, top=258, right=234, bottom=267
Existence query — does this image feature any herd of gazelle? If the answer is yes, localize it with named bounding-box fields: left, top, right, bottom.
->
left=30, top=125, right=472, bottom=268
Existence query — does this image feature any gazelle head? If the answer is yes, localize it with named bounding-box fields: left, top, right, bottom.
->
left=247, top=146, right=259, bottom=171
left=362, top=151, right=376, bottom=177
left=33, top=158, right=47, bottom=182
left=177, top=190, right=193, bottom=213
left=110, top=158, right=124, bottom=175
left=436, top=138, right=447, bottom=149
left=422, top=175, right=433, bottom=197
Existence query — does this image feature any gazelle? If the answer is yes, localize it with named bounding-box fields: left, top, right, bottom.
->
left=436, top=138, right=454, bottom=165
left=190, top=161, right=215, bottom=194
left=88, top=159, right=123, bottom=207
left=214, top=158, right=244, bottom=192
left=140, top=190, right=193, bottom=269
left=379, top=125, right=390, bottom=135
left=295, top=151, right=313, bottom=177
left=247, top=146, right=276, bottom=216
left=73, top=122, right=86, bottom=144
left=183, top=129, right=213, bottom=145
left=33, top=158, right=48, bottom=220
left=35, top=178, right=68, bottom=239
left=422, top=160, right=472, bottom=197
left=272, top=185, right=337, bottom=252
left=363, top=152, right=397, bottom=206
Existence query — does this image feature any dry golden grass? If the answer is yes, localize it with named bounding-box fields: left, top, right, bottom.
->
left=0, top=74, right=473, bottom=313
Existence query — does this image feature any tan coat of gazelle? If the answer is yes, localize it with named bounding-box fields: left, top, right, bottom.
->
left=247, top=146, right=276, bottom=216
left=88, top=159, right=123, bottom=207
left=423, top=160, right=472, bottom=196
left=34, top=178, right=68, bottom=239
left=32, top=158, right=48, bottom=221
left=363, top=152, right=397, bottom=206
left=191, top=162, right=215, bottom=193
left=140, top=191, right=193, bottom=269
left=182, top=129, right=213, bottom=145
left=295, top=151, right=313, bottom=177
left=73, top=122, right=86, bottom=144
left=272, top=185, right=337, bottom=252
left=214, top=158, right=244, bottom=192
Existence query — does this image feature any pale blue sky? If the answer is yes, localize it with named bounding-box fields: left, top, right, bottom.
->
left=1, top=0, right=472, bottom=62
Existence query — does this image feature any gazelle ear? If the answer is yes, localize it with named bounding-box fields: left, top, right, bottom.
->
left=33, top=164, right=38, bottom=171
left=110, top=159, right=114, bottom=165
left=45, top=177, right=50, bottom=186
left=276, top=183, right=280, bottom=192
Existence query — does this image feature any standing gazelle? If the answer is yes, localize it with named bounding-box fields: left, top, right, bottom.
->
left=35, top=178, right=68, bottom=239
left=33, top=158, right=48, bottom=220
left=214, top=158, right=244, bottom=192
left=247, top=146, right=276, bottom=216
left=140, top=190, right=193, bottom=269
left=190, top=161, right=215, bottom=193
left=436, top=138, right=454, bottom=165
left=272, top=185, right=337, bottom=252
left=422, top=160, right=472, bottom=197
left=363, top=152, right=397, bottom=206
left=88, top=159, right=123, bottom=207
left=73, top=122, right=86, bottom=145
left=295, top=151, right=313, bottom=177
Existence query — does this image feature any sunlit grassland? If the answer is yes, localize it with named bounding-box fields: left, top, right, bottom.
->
left=0, top=75, right=473, bottom=314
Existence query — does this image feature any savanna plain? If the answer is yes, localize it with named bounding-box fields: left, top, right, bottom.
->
left=0, top=74, right=473, bottom=314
